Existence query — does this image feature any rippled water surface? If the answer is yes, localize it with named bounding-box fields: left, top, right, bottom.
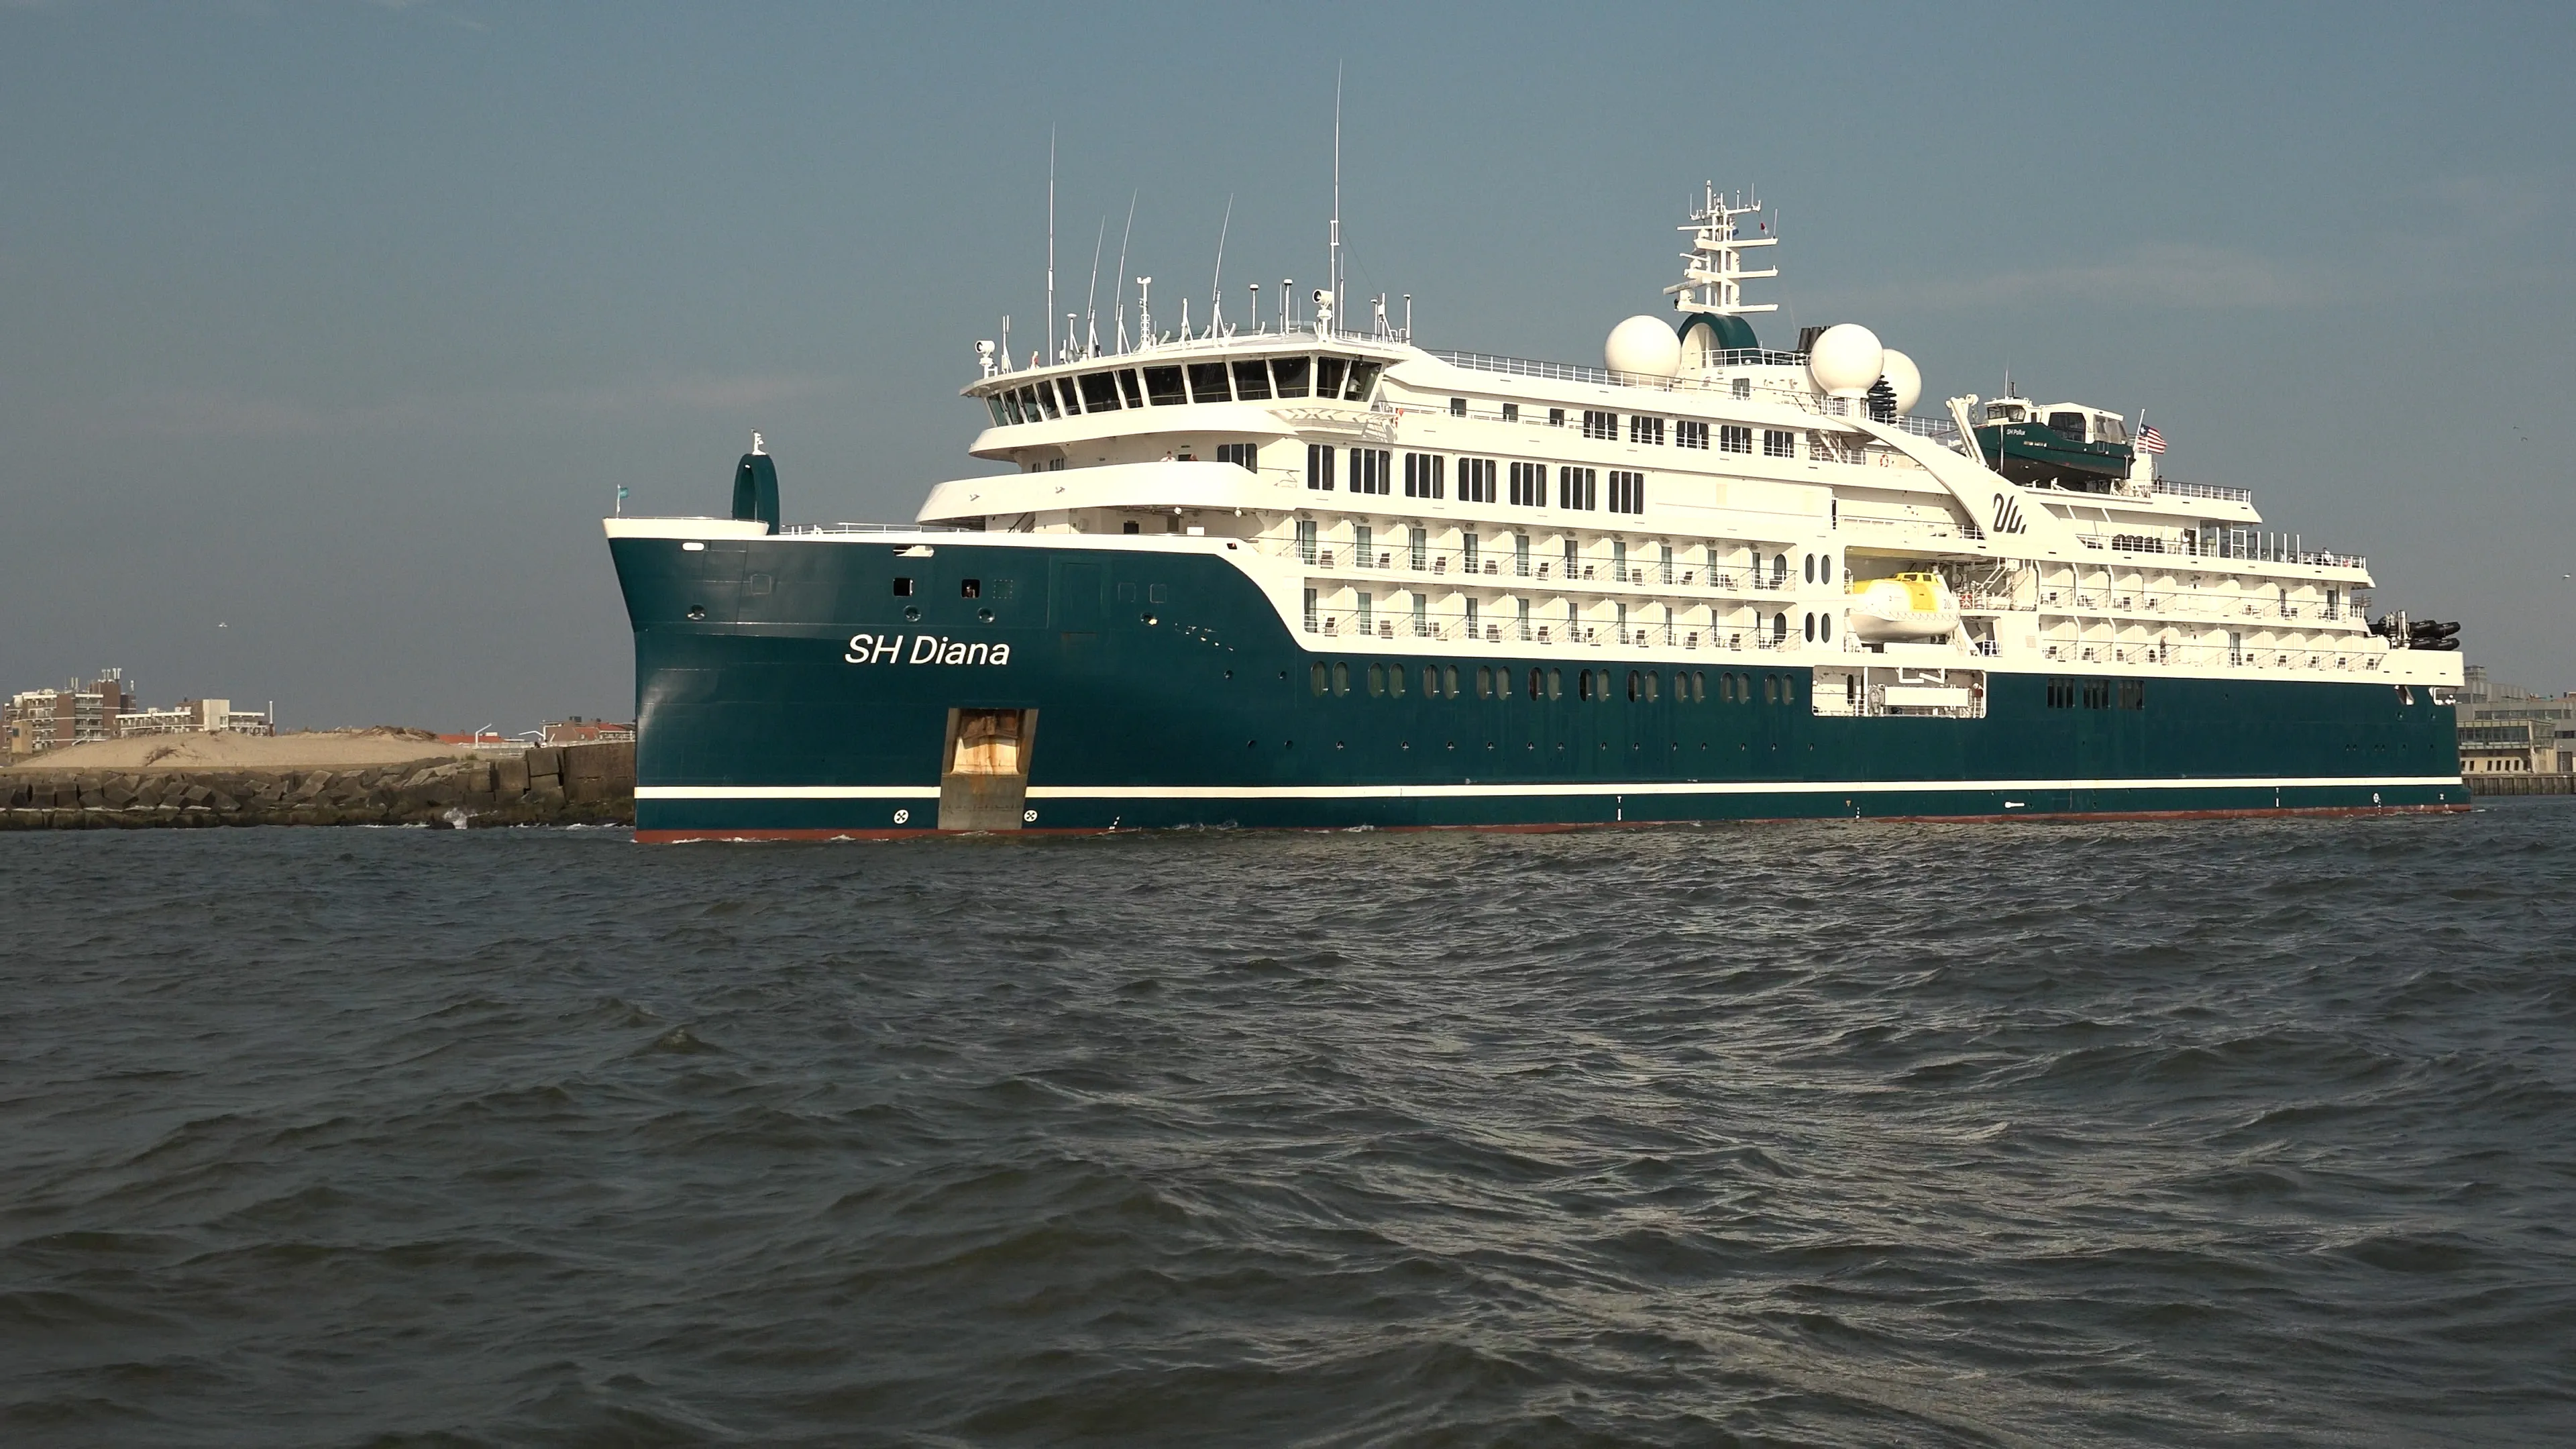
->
left=5, top=805, right=2575, bottom=1446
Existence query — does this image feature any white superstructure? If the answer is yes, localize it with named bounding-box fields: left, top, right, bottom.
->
left=912, top=186, right=2457, bottom=714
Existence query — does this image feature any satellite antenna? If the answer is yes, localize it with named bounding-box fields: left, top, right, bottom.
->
left=1208, top=195, right=1232, bottom=336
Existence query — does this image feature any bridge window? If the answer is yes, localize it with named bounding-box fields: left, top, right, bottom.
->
left=1142, top=366, right=1185, bottom=406
left=1053, top=378, right=1081, bottom=415
left=1231, top=359, right=1273, bottom=400
left=1271, top=356, right=1309, bottom=398
left=1078, top=372, right=1122, bottom=411
left=1314, top=356, right=1346, bottom=398
left=1186, top=363, right=1232, bottom=403
left=1118, top=370, right=1144, bottom=407
left=1344, top=360, right=1383, bottom=400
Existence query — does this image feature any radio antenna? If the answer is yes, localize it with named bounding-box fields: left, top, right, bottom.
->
left=1044, top=127, right=1057, bottom=364
left=1083, top=217, right=1105, bottom=358
left=1329, top=64, right=1343, bottom=333
left=1208, top=194, right=1233, bottom=336
left=1112, top=191, right=1136, bottom=354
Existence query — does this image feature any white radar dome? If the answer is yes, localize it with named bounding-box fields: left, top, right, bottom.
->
left=1806, top=323, right=1884, bottom=398
left=1878, top=348, right=1922, bottom=414
left=1604, top=315, right=1682, bottom=378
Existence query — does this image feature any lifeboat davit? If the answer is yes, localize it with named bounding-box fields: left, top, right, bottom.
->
left=1846, top=572, right=1961, bottom=641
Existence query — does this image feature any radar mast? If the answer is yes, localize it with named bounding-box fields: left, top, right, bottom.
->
left=1665, top=182, right=1778, bottom=316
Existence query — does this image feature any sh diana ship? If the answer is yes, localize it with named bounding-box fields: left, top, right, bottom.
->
left=606, top=185, right=2466, bottom=840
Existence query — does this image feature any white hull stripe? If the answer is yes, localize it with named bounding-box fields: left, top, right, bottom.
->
left=642, top=775, right=2458, bottom=802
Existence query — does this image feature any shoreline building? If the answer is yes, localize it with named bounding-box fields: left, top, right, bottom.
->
left=4, top=669, right=274, bottom=761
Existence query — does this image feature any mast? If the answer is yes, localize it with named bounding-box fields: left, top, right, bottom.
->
left=1329, top=65, right=1342, bottom=337
left=1044, top=129, right=1057, bottom=364
left=1664, top=181, right=1779, bottom=317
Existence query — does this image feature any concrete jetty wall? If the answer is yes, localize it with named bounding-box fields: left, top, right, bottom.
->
left=1, top=743, right=635, bottom=830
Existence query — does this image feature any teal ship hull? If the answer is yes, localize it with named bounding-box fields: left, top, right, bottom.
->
left=611, top=533, right=2467, bottom=841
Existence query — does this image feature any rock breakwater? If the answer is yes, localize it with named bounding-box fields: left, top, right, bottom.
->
left=1, top=743, right=633, bottom=830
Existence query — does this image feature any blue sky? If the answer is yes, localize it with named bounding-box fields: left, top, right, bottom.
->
left=3, top=1, right=2571, bottom=727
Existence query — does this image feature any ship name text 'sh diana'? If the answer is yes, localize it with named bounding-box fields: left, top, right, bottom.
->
left=606, top=183, right=2466, bottom=840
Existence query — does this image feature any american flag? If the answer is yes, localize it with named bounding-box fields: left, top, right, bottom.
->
left=2138, top=423, right=2167, bottom=454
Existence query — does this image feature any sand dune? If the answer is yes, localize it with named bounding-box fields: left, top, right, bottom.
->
left=9, top=729, right=470, bottom=772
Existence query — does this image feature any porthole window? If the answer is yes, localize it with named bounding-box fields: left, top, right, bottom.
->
left=1367, top=663, right=1386, bottom=697
left=1625, top=669, right=1641, bottom=702
left=1691, top=671, right=1706, bottom=702
left=1764, top=674, right=1778, bottom=705
left=1547, top=669, right=1563, bottom=701
left=1644, top=672, right=1660, bottom=702
left=1528, top=667, right=1544, bottom=700
left=1310, top=663, right=1328, bottom=696
left=1578, top=669, right=1596, bottom=702
left=1476, top=666, right=1492, bottom=699
left=1803, top=612, right=1816, bottom=643
left=1389, top=665, right=1407, bottom=698
left=893, top=577, right=915, bottom=596
left=1444, top=665, right=1460, bottom=698
left=1803, top=553, right=1815, bottom=584
left=1821, top=615, right=1832, bottom=643
left=1422, top=665, right=1439, bottom=698
left=1334, top=662, right=1351, bottom=696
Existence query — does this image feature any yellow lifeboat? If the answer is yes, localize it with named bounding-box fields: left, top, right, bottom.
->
left=1846, top=572, right=1962, bottom=641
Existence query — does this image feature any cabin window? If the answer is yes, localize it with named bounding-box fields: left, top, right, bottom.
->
left=1449, top=396, right=1466, bottom=417
left=1458, top=458, right=1497, bottom=504
left=1271, top=356, right=1309, bottom=397
left=961, top=578, right=981, bottom=598
left=1625, top=669, right=1640, bottom=702
left=1187, top=362, right=1232, bottom=403
left=1502, top=402, right=1520, bottom=423
left=1142, top=366, right=1185, bottom=406
left=1306, top=443, right=1336, bottom=490
left=1527, top=667, right=1543, bottom=700
left=1348, top=447, right=1391, bottom=496
left=1367, top=663, right=1386, bottom=698
left=1607, top=470, right=1645, bottom=515
left=1762, top=429, right=1794, bottom=458
left=1314, top=356, right=1346, bottom=398
left=1509, top=461, right=1545, bottom=507
left=1216, top=442, right=1258, bottom=471
left=1118, top=370, right=1144, bottom=407
left=1302, top=587, right=1318, bottom=632
left=1578, top=669, right=1595, bottom=701
left=1719, top=425, right=1752, bottom=453
left=1733, top=377, right=1752, bottom=398
left=1344, top=360, right=1383, bottom=399
left=1763, top=674, right=1777, bottom=705
left=1310, top=663, right=1328, bottom=696
left=1388, top=660, right=1407, bottom=696
left=1803, top=554, right=1815, bottom=584
left=1355, top=525, right=1374, bottom=567
left=1231, top=359, right=1273, bottom=400
left=1079, top=372, right=1122, bottom=411
left=1357, top=588, right=1373, bottom=630
left=1403, top=453, right=1446, bottom=500
left=1548, top=408, right=1565, bottom=427
left=1334, top=661, right=1350, bottom=696
left=2119, top=680, right=2146, bottom=710
left=893, top=577, right=914, bottom=596
left=1442, top=663, right=1460, bottom=696
left=1296, top=519, right=1318, bottom=563
left=1582, top=410, right=1617, bottom=440
left=1690, top=671, right=1706, bottom=702
left=1462, top=532, right=1480, bottom=573
left=1547, top=669, right=1563, bottom=700
left=1629, top=416, right=1664, bottom=445
left=1803, top=612, right=1815, bottom=643
left=1558, top=466, right=1597, bottom=511
left=1409, top=527, right=1428, bottom=571
left=1122, top=520, right=1140, bottom=534
left=1514, top=533, right=1532, bottom=578
left=1676, top=420, right=1709, bottom=449
left=2048, top=411, right=2088, bottom=441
